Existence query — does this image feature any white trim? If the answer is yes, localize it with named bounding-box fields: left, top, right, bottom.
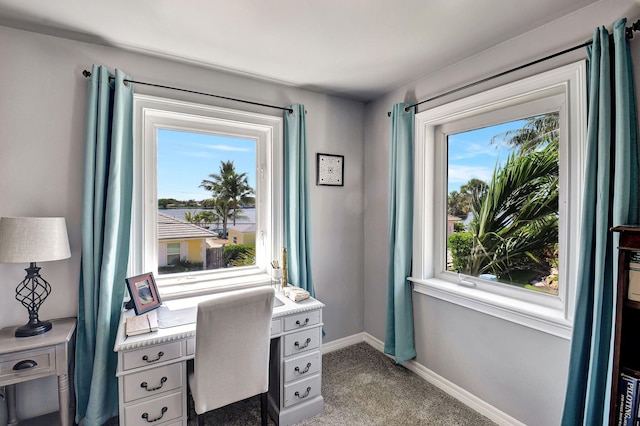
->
left=413, top=61, right=586, bottom=335
left=327, top=333, right=525, bottom=426
left=322, top=332, right=368, bottom=354
left=131, top=94, right=283, bottom=292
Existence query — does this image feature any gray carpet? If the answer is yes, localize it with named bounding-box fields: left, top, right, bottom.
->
left=189, top=342, right=496, bottom=426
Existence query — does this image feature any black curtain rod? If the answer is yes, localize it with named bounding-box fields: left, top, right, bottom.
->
left=81, top=70, right=294, bottom=114
left=387, top=19, right=640, bottom=117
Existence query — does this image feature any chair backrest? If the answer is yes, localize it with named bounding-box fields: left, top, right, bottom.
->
left=191, top=286, right=275, bottom=414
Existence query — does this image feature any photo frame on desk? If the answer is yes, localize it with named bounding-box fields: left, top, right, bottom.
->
left=125, top=272, right=162, bottom=315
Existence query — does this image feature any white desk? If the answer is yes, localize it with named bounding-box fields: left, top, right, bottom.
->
left=114, top=290, right=324, bottom=426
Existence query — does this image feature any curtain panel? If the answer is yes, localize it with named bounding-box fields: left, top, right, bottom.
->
left=562, top=18, right=640, bottom=426
left=384, top=102, right=416, bottom=364
left=283, top=104, right=316, bottom=297
left=75, top=65, right=134, bottom=426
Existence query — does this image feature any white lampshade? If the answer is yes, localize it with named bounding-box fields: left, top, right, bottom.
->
left=0, top=217, right=71, bottom=263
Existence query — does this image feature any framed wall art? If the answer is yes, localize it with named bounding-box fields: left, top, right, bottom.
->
left=316, top=153, right=344, bottom=186
left=125, top=272, right=162, bottom=314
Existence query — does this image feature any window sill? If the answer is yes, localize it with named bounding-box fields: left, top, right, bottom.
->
left=409, top=277, right=572, bottom=340
left=157, top=269, right=272, bottom=300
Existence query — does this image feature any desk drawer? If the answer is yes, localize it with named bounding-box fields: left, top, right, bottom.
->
left=122, top=363, right=183, bottom=402
left=283, top=374, right=321, bottom=408
left=123, top=341, right=182, bottom=370
left=283, top=310, right=320, bottom=332
left=0, top=347, right=55, bottom=381
left=124, top=390, right=183, bottom=426
left=283, top=351, right=321, bottom=383
left=283, top=328, right=320, bottom=357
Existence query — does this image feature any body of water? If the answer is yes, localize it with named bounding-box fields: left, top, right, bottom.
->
left=159, top=208, right=256, bottom=225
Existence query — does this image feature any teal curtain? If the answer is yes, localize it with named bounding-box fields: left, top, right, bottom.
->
left=284, top=104, right=315, bottom=297
left=562, top=19, right=639, bottom=426
left=384, top=103, right=416, bottom=363
left=75, top=65, right=134, bottom=426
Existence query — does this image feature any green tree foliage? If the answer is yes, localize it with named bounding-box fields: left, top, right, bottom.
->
left=222, top=244, right=255, bottom=267
left=447, top=232, right=473, bottom=271
left=158, top=198, right=180, bottom=209
left=200, top=161, right=254, bottom=238
left=448, top=178, right=487, bottom=219
left=450, top=113, right=559, bottom=286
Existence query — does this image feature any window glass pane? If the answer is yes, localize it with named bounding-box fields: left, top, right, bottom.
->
left=446, top=113, right=559, bottom=295
left=157, top=129, right=256, bottom=275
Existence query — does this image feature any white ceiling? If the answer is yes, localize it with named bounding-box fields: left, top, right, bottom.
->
left=0, top=0, right=599, bottom=101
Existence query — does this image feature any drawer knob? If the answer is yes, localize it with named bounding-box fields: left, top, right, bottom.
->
left=13, top=360, right=37, bottom=370
left=142, top=351, right=164, bottom=363
left=140, top=376, right=167, bottom=392
left=296, top=318, right=310, bottom=327
left=295, top=386, right=312, bottom=399
left=141, top=406, right=167, bottom=423
left=294, top=338, right=311, bottom=350
left=295, top=362, right=312, bottom=374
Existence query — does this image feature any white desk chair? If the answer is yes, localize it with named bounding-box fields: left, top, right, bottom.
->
left=188, top=286, right=275, bottom=426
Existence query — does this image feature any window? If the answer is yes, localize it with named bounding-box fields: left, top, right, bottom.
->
left=131, top=95, right=283, bottom=295
left=411, top=61, right=586, bottom=338
left=166, top=242, right=181, bottom=266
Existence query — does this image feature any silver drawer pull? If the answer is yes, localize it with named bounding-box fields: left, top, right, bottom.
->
left=142, top=407, right=167, bottom=423
left=13, top=360, right=37, bottom=370
left=295, top=362, right=312, bottom=374
left=295, top=386, right=311, bottom=399
left=140, top=376, right=167, bottom=392
left=294, top=338, right=311, bottom=350
left=295, top=318, right=310, bottom=327
left=142, top=351, right=164, bottom=363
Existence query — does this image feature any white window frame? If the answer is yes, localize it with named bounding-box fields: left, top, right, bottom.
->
left=131, top=95, right=283, bottom=297
left=411, top=61, right=587, bottom=339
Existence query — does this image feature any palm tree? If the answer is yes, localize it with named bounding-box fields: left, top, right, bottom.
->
left=450, top=112, right=560, bottom=285
left=200, top=161, right=254, bottom=238
left=466, top=140, right=559, bottom=279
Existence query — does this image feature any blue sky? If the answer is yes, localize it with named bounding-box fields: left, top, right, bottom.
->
left=447, top=119, right=525, bottom=194
left=157, top=129, right=256, bottom=201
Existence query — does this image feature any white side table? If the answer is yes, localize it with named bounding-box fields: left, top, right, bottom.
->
left=0, top=318, right=76, bottom=426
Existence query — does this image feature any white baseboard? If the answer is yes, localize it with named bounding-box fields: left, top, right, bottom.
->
left=324, top=332, right=525, bottom=426
left=322, top=332, right=368, bottom=353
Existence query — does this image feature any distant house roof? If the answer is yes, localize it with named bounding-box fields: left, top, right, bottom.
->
left=448, top=215, right=463, bottom=222
left=157, top=213, right=215, bottom=240
left=228, top=223, right=256, bottom=234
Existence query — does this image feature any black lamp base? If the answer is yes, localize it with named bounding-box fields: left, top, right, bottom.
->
left=15, top=320, right=52, bottom=337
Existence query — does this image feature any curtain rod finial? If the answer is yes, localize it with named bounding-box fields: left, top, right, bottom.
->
left=82, top=70, right=92, bottom=78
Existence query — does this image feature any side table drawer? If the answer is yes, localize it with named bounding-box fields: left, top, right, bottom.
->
left=0, top=347, right=55, bottom=381
left=283, top=310, right=320, bottom=332
left=283, top=351, right=321, bottom=383
left=122, top=362, right=183, bottom=402
left=124, top=390, right=183, bottom=426
left=123, top=341, right=183, bottom=370
left=283, top=328, right=320, bottom=357
left=283, top=374, right=321, bottom=408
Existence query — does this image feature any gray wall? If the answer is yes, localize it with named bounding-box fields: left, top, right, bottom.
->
left=0, top=25, right=364, bottom=419
left=363, top=1, right=640, bottom=425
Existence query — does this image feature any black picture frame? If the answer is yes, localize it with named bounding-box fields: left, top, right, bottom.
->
left=125, top=272, right=162, bottom=315
left=316, top=153, right=344, bottom=186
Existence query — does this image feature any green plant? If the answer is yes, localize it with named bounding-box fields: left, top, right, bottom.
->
left=158, top=258, right=203, bottom=273
left=222, top=244, right=255, bottom=267
left=448, top=232, right=473, bottom=272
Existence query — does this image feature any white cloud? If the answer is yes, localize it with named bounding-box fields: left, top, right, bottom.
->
left=448, top=165, right=494, bottom=185
left=206, top=144, right=252, bottom=152
left=450, top=142, right=503, bottom=160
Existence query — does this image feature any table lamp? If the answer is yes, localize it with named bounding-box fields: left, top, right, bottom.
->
left=0, top=217, right=71, bottom=337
